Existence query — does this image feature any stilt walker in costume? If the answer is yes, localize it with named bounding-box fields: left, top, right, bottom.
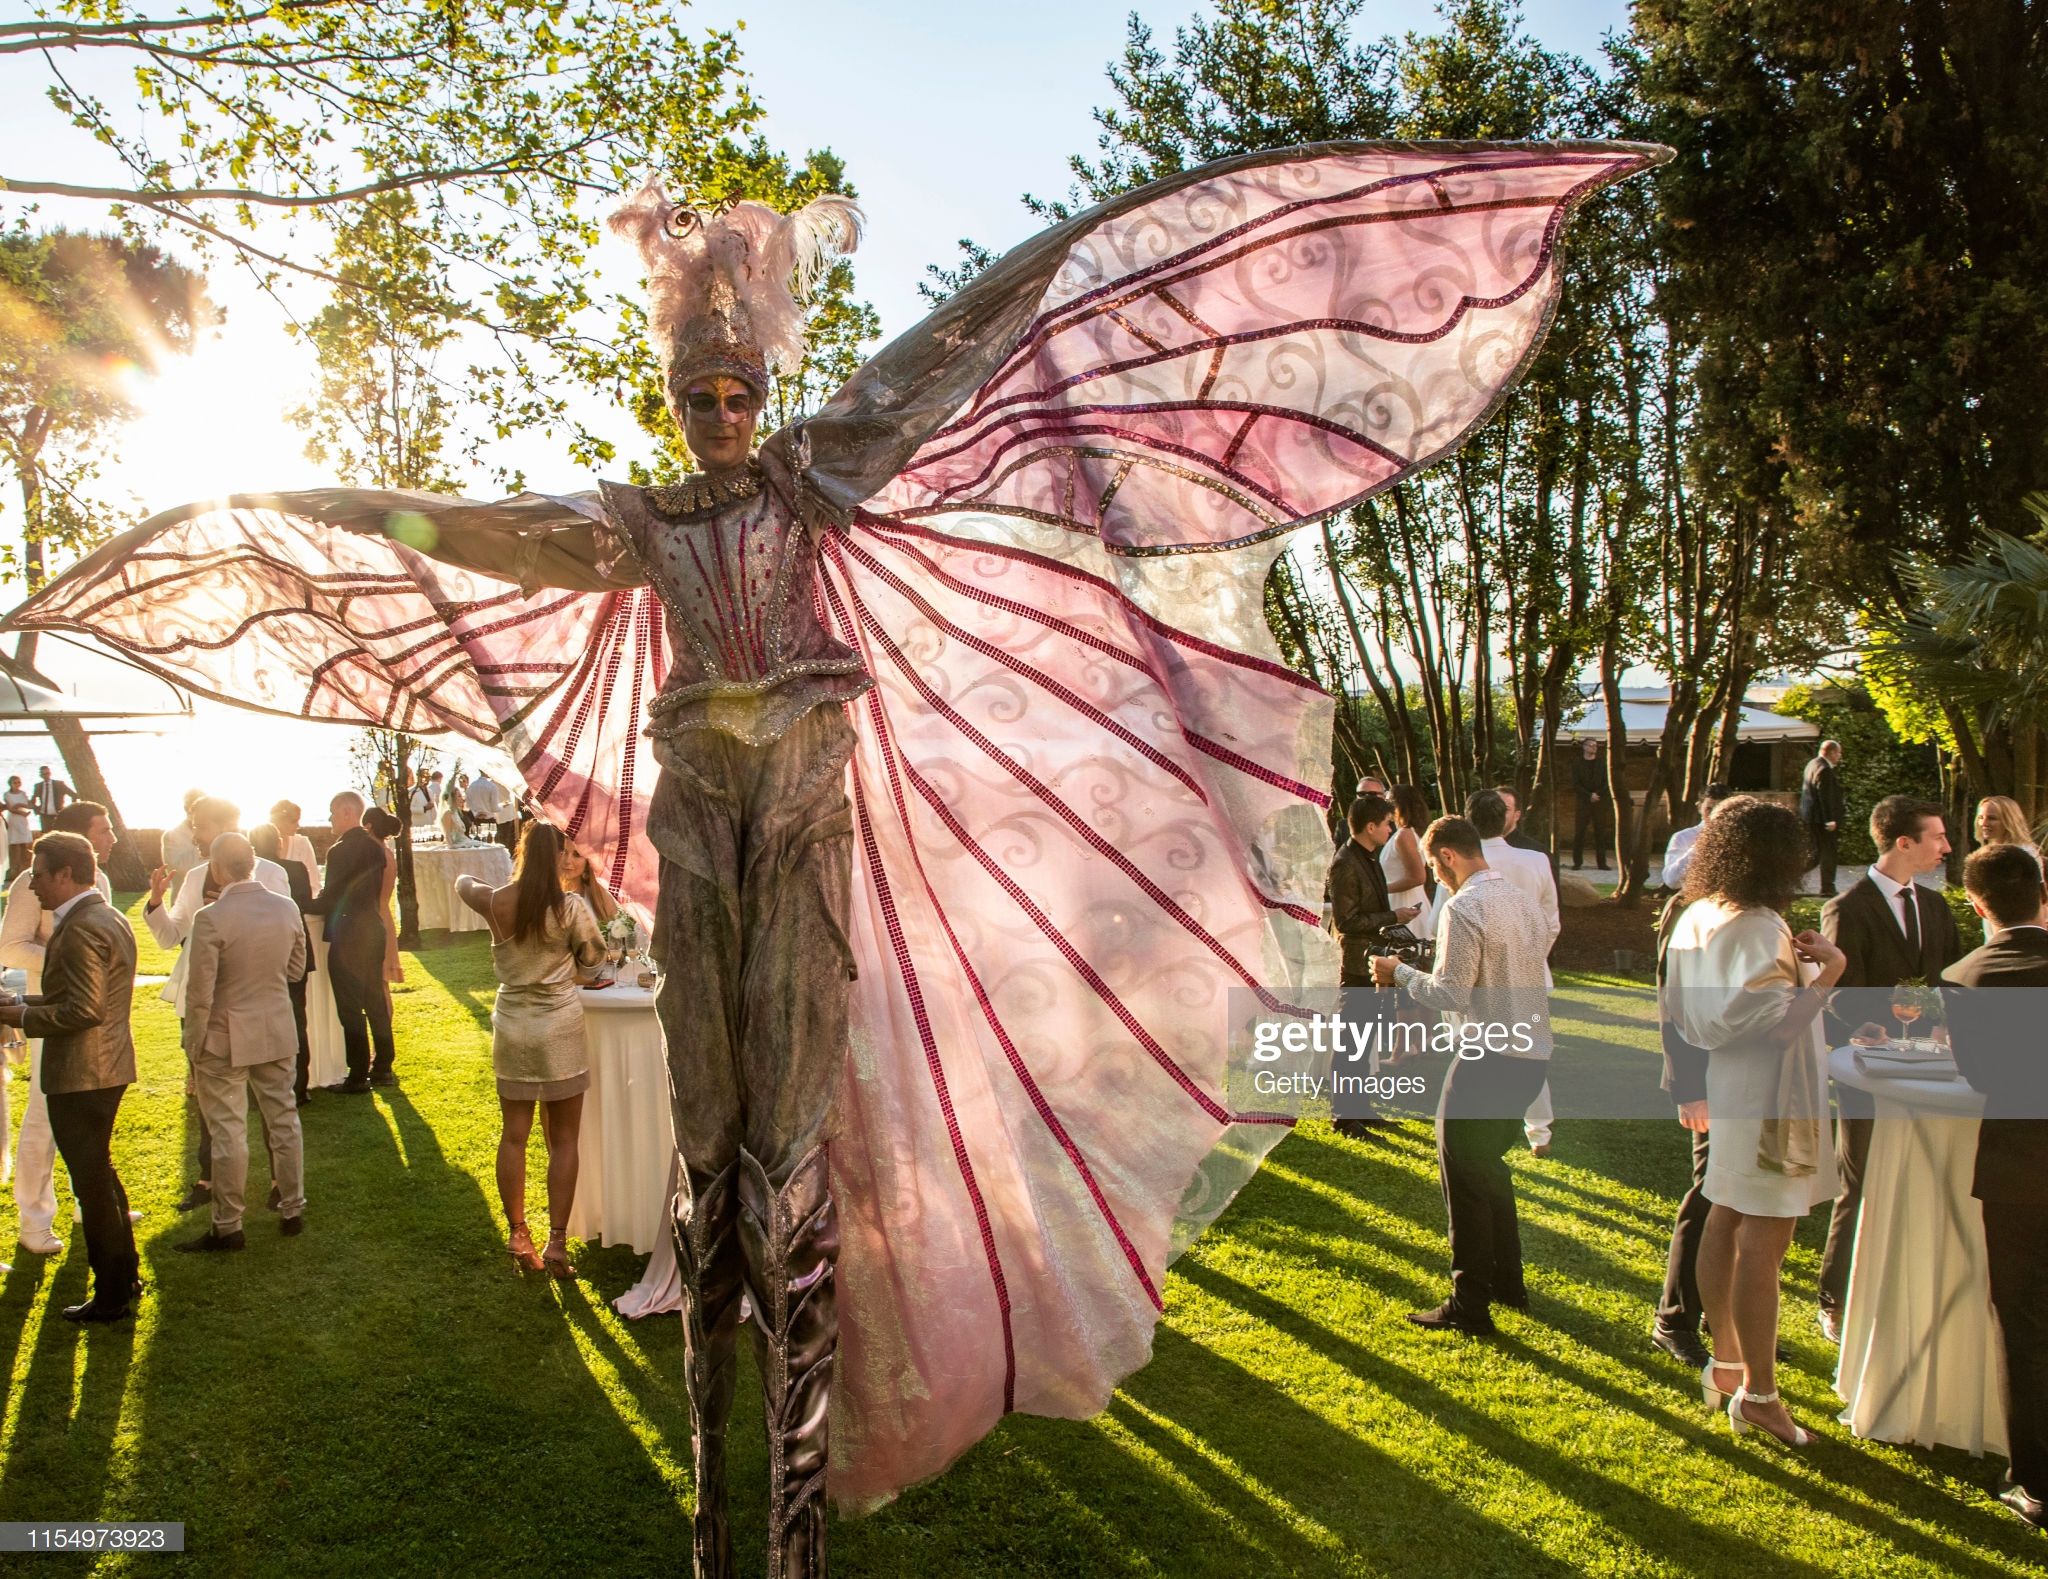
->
left=6, top=141, right=1665, bottom=1576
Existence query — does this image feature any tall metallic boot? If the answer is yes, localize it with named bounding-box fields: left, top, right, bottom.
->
left=677, top=1159, right=745, bottom=1579
left=736, top=1143, right=838, bottom=1579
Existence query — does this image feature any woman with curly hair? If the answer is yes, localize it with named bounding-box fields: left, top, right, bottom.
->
left=1662, top=798, right=1845, bottom=1446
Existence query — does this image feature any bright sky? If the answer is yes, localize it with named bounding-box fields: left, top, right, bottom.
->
left=0, top=0, right=1631, bottom=825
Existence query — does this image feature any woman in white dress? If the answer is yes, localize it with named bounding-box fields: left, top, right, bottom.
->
left=1384, top=784, right=1434, bottom=940
left=2, top=776, right=32, bottom=880
left=1663, top=798, right=1845, bottom=1446
left=438, top=776, right=467, bottom=846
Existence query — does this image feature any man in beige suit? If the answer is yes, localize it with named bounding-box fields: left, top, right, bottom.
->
left=179, top=833, right=309, bottom=1252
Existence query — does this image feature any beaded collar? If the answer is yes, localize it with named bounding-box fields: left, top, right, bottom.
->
left=647, top=460, right=764, bottom=520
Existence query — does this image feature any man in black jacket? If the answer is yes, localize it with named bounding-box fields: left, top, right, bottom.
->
left=1800, top=741, right=1846, bottom=896
left=1941, top=843, right=2048, bottom=1532
left=1570, top=739, right=1612, bottom=871
left=304, top=791, right=395, bottom=1093
left=1816, top=794, right=1962, bottom=1340
left=0, top=832, right=139, bottom=1322
left=1327, top=794, right=1422, bottom=1137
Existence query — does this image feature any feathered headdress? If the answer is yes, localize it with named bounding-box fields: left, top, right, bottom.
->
left=607, top=176, right=864, bottom=398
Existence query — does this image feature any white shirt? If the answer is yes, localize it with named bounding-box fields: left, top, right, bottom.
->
left=0, top=865, right=113, bottom=994
left=1661, top=823, right=1702, bottom=889
left=1865, top=864, right=1925, bottom=944
left=148, top=855, right=293, bottom=1015
left=285, top=832, right=318, bottom=875
left=47, top=890, right=93, bottom=929
left=1482, top=836, right=1560, bottom=987
left=468, top=775, right=508, bottom=823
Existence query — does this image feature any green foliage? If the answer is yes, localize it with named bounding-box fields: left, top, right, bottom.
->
left=1635, top=0, right=2048, bottom=592
left=288, top=193, right=459, bottom=492
left=0, top=224, right=213, bottom=588
left=1775, top=683, right=1944, bottom=863
left=5, top=2, right=877, bottom=485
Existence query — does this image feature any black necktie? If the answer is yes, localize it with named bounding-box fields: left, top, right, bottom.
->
left=1901, top=884, right=1920, bottom=961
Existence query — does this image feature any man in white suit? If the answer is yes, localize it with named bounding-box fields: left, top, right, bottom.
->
left=1467, top=790, right=1562, bottom=1157
left=177, top=833, right=309, bottom=1252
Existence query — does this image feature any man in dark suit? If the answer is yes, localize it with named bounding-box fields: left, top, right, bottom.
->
left=1816, top=794, right=1962, bottom=1340
left=1327, top=793, right=1423, bottom=1137
left=1570, top=740, right=1612, bottom=871
left=1941, top=842, right=2048, bottom=1532
left=0, top=832, right=139, bottom=1322
left=1800, top=740, right=1846, bottom=896
left=303, top=790, right=395, bottom=1093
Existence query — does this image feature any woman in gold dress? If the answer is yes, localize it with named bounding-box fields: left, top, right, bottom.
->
left=458, top=821, right=605, bottom=1276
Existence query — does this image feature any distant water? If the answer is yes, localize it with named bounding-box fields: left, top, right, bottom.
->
left=0, top=701, right=520, bottom=830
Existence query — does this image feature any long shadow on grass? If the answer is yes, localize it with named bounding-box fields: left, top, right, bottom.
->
left=1178, top=1258, right=1844, bottom=1579
left=1491, top=1327, right=2042, bottom=1579
left=0, top=1303, right=136, bottom=1522
left=107, top=995, right=691, bottom=1576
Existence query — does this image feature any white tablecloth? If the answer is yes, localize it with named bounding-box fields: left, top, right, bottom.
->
left=413, top=845, right=512, bottom=932
left=564, top=984, right=675, bottom=1254
left=1830, top=1045, right=2006, bottom=1456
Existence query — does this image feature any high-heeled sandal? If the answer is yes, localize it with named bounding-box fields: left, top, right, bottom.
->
left=1699, top=1357, right=1744, bottom=1408
left=542, top=1231, right=576, bottom=1280
left=507, top=1221, right=544, bottom=1273
left=1728, top=1386, right=1814, bottom=1446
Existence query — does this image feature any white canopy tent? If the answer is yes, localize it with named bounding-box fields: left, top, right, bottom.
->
left=1560, top=686, right=1818, bottom=746
left=0, top=632, right=191, bottom=734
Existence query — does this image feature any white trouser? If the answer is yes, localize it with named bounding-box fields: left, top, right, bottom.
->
left=1523, top=1079, right=1554, bottom=1148
left=12, top=1039, right=65, bottom=1239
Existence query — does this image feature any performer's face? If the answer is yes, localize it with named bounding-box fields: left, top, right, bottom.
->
left=680, top=375, right=760, bottom=471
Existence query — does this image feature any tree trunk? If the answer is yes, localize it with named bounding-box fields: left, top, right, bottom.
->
left=6, top=635, right=147, bottom=887
left=393, top=737, right=420, bottom=948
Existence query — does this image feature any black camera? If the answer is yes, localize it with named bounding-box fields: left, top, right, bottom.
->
left=1367, top=924, right=1430, bottom=968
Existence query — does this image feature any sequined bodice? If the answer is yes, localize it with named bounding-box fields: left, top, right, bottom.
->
left=598, top=470, right=871, bottom=745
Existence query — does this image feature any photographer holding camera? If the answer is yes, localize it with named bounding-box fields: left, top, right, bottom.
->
left=1328, top=794, right=1425, bottom=1137
left=1370, top=816, right=1554, bottom=1334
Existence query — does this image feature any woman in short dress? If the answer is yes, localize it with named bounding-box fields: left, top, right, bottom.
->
left=1662, top=799, right=1844, bottom=1446
left=458, top=820, right=604, bottom=1277
left=360, top=805, right=406, bottom=991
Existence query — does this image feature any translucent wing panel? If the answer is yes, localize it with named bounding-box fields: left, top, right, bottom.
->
left=874, top=144, right=1663, bottom=552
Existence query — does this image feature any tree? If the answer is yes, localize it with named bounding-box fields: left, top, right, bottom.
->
left=0, top=225, right=213, bottom=851
left=289, top=193, right=460, bottom=494
left=1, top=1, right=811, bottom=471
left=1636, top=0, right=2048, bottom=594
left=1864, top=496, right=2048, bottom=827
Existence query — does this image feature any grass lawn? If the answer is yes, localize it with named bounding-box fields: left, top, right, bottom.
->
left=0, top=904, right=2040, bottom=1576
